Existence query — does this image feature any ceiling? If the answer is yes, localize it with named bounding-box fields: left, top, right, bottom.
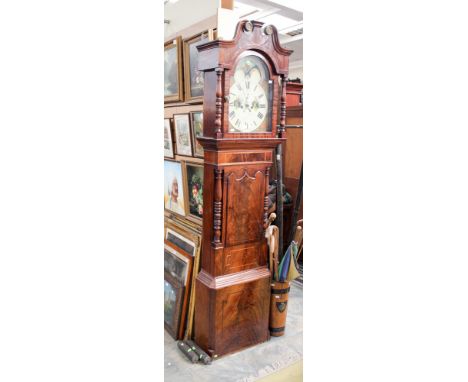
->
left=164, top=0, right=303, bottom=71
left=233, top=0, right=303, bottom=65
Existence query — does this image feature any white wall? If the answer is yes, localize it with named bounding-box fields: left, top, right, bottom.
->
left=288, top=67, right=302, bottom=81
left=164, top=0, right=220, bottom=39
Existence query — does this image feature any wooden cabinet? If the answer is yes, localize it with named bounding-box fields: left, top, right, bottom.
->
left=285, top=81, right=302, bottom=107
left=194, top=20, right=292, bottom=357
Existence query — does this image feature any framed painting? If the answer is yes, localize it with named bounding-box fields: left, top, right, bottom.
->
left=164, top=218, right=202, bottom=339
left=164, top=118, right=174, bottom=158
left=183, top=30, right=214, bottom=102
left=164, top=37, right=183, bottom=103
left=164, top=241, right=194, bottom=339
left=173, top=113, right=193, bottom=157
left=164, top=270, right=184, bottom=339
left=164, top=160, right=186, bottom=216
left=165, top=225, right=198, bottom=257
left=184, top=162, right=204, bottom=223
left=190, top=111, right=204, bottom=158
left=164, top=241, right=190, bottom=285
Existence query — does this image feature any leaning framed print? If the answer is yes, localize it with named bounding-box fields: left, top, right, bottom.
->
left=189, top=111, right=204, bottom=158
left=164, top=36, right=184, bottom=103
left=164, top=270, right=184, bottom=339
left=164, top=159, right=186, bottom=216
left=164, top=241, right=194, bottom=339
left=184, top=161, right=204, bottom=223
left=164, top=218, right=202, bottom=339
left=164, top=118, right=174, bottom=158
left=165, top=225, right=198, bottom=257
left=173, top=113, right=193, bottom=157
left=183, top=30, right=214, bottom=102
left=164, top=241, right=190, bottom=286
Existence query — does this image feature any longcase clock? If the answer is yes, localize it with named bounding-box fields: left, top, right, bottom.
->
left=194, top=20, right=292, bottom=357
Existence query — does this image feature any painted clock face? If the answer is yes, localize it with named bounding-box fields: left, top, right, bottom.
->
left=228, top=55, right=272, bottom=133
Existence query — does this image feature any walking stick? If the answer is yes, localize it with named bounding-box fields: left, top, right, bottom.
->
left=276, top=143, right=284, bottom=262
left=288, top=162, right=303, bottom=244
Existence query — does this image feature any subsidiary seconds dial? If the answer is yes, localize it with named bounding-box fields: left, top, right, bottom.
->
left=228, top=55, right=271, bottom=133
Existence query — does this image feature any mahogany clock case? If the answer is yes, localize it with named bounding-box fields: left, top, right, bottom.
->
left=193, top=20, right=292, bottom=357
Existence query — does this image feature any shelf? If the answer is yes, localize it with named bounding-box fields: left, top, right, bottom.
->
left=164, top=100, right=203, bottom=108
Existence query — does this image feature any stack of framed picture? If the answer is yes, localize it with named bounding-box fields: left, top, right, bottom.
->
left=164, top=111, right=203, bottom=160
left=164, top=219, right=201, bottom=340
left=164, top=28, right=214, bottom=341
left=164, top=156, right=204, bottom=225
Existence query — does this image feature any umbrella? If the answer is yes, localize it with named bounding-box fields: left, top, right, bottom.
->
left=286, top=242, right=301, bottom=281
left=278, top=243, right=291, bottom=282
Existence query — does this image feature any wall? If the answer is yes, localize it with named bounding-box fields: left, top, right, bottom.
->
left=164, top=0, right=220, bottom=39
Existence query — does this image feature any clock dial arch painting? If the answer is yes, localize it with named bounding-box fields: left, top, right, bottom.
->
left=227, top=53, right=273, bottom=133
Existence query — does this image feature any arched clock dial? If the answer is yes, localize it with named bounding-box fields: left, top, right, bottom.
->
left=228, top=55, right=272, bottom=133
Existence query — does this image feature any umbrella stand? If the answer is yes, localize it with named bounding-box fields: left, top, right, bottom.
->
left=269, top=280, right=290, bottom=337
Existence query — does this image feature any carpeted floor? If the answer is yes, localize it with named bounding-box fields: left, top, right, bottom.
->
left=164, top=283, right=303, bottom=382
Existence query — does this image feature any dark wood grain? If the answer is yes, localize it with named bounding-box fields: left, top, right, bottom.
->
left=285, top=81, right=303, bottom=107
left=193, top=20, right=291, bottom=357
left=225, top=169, right=264, bottom=246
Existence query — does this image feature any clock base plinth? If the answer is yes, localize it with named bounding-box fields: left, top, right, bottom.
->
left=194, top=267, right=271, bottom=357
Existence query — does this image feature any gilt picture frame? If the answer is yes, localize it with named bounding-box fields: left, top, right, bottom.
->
left=164, top=241, right=190, bottom=286
left=164, top=159, right=187, bottom=217
left=163, top=218, right=202, bottom=340
left=184, top=161, right=204, bottom=223
left=164, top=118, right=174, bottom=158
left=165, top=226, right=197, bottom=257
left=164, top=36, right=184, bottom=103
left=183, top=30, right=214, bottom=102
left=164, top=270, right=184, bottom=339
left=190, top=111, right=204, bottom=158
left=164, top=241, right=194, bottom=339
left=173, top=113, right=193, bottom=157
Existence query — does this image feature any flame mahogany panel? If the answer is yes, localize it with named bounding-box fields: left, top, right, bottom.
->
left=194, top=268, right=271, bottom=357
left=225, top=169, right=265, bottom=246
left=193, top=20, right=291, bottom=358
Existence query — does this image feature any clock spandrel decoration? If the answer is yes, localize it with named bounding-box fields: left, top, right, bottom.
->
left=193, top=20, right=292, bottom=357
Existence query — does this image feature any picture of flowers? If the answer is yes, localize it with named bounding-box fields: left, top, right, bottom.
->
left=185, top=163, right=203, bottom=221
